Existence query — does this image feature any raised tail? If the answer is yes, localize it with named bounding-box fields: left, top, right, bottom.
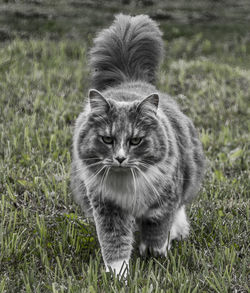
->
left=89, top=14, right=164, bottom=90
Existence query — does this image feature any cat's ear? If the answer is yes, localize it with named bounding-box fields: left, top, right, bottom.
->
left=137, top=93, right=159, bottom=114
left=88, top=89, right=110, bottom=111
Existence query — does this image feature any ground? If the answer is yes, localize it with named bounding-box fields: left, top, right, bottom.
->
left=0, top=1, right=249, bottom=292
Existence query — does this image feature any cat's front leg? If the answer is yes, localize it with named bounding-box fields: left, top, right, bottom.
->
left=139, top=211, right=173, bottom=257
left=91, top=197, right=134, bottom=277
left=139, top=206, right=190, bottom=257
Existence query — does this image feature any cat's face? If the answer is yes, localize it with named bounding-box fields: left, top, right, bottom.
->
left=77, top=90, right=167, bottom=176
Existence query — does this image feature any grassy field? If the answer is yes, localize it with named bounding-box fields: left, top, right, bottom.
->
left=0, top=1, right=250, bottom=292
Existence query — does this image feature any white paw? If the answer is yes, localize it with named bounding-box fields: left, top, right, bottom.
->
left=139, top=243, right=147, bottom=256
left=151, top=244, right=169, bottom=257
left=139, top=240, right=170, bottom=257
left=106, top=259, right=129, bottom=278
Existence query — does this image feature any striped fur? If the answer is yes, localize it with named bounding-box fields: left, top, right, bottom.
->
left=71, top=14, right=205, bottom=276
left=89, top=14, right=164, bottom=90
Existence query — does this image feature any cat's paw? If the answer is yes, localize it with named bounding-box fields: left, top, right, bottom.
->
left=139, top=241, right=171, bottom=257
left=150, top=245, right=168, bottom=257
left=106, top=259, right=129, bottom=278
left=139, top=243, right=147, bottom=256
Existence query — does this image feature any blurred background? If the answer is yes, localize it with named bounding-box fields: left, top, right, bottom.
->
left=0, top=0, right=250, bottom=47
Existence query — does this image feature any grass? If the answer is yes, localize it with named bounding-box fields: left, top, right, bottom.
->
left=0, top=3, right=250, bottom=292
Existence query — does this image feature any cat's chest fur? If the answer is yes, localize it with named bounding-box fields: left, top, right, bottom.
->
left=85, top=169, right=155, bottom=217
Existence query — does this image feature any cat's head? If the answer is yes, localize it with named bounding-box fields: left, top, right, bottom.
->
left=77, top=89, right=168, bottom=177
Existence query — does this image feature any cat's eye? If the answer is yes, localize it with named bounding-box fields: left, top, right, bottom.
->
left=102, top=136, right=113, bottom=144
left=130, top=137, right=142, bottom=146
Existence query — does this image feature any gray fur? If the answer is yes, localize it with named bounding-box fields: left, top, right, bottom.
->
left=89, top=14, right=164, bottom=90
left=71, top=14, right=205, bottom=275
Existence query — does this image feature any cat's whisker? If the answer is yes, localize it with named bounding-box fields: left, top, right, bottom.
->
left=69, top=179, right=88, bottom=197
left=80, top=157, right=100, bottom=161
left=100, top=166, right=109, bottom=197
left=140, top=165, right=165, bottom=207
left=99, top=166, right=110, bottom=207
left=71, top=161, right=103, bottom=175
left=103, top=166, right=111, bottom=202
left=138, top=162, right=168, bottom=181
left=134, top=169, right=141, bottom=212
left=130, top=167, right=137, bottom=214
left=142, top=159, right=179, bottom=174
left=129, top=161, right=175, bottom=179
left=84, top=166, right=106, bottom=188
left=70, top=168, right=93, bottom=178
left=138, top=161, right=192, bottom=182
left=134, top=166, right=163, bottom=207
left=84, top=161, right=103, bottom=168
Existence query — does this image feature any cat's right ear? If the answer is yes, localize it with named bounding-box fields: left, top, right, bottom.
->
left=88, top=89, right=110, bottom=111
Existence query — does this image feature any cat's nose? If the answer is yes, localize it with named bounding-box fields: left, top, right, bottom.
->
left=115, top=156, right=126, bottom=164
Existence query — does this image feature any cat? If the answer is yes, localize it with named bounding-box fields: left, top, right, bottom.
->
left=71, top=14, right=205, bottom=277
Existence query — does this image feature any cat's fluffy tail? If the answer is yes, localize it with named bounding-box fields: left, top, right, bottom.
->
left=89, top=14, right=164, bottom=90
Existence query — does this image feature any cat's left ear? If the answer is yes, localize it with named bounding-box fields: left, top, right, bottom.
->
left=137, top=93, right=159, bottom=114
left=88, top=89, right=110, bottom=111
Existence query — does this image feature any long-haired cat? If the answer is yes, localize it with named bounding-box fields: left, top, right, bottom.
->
left=71, top=14, right=205, bottom=276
